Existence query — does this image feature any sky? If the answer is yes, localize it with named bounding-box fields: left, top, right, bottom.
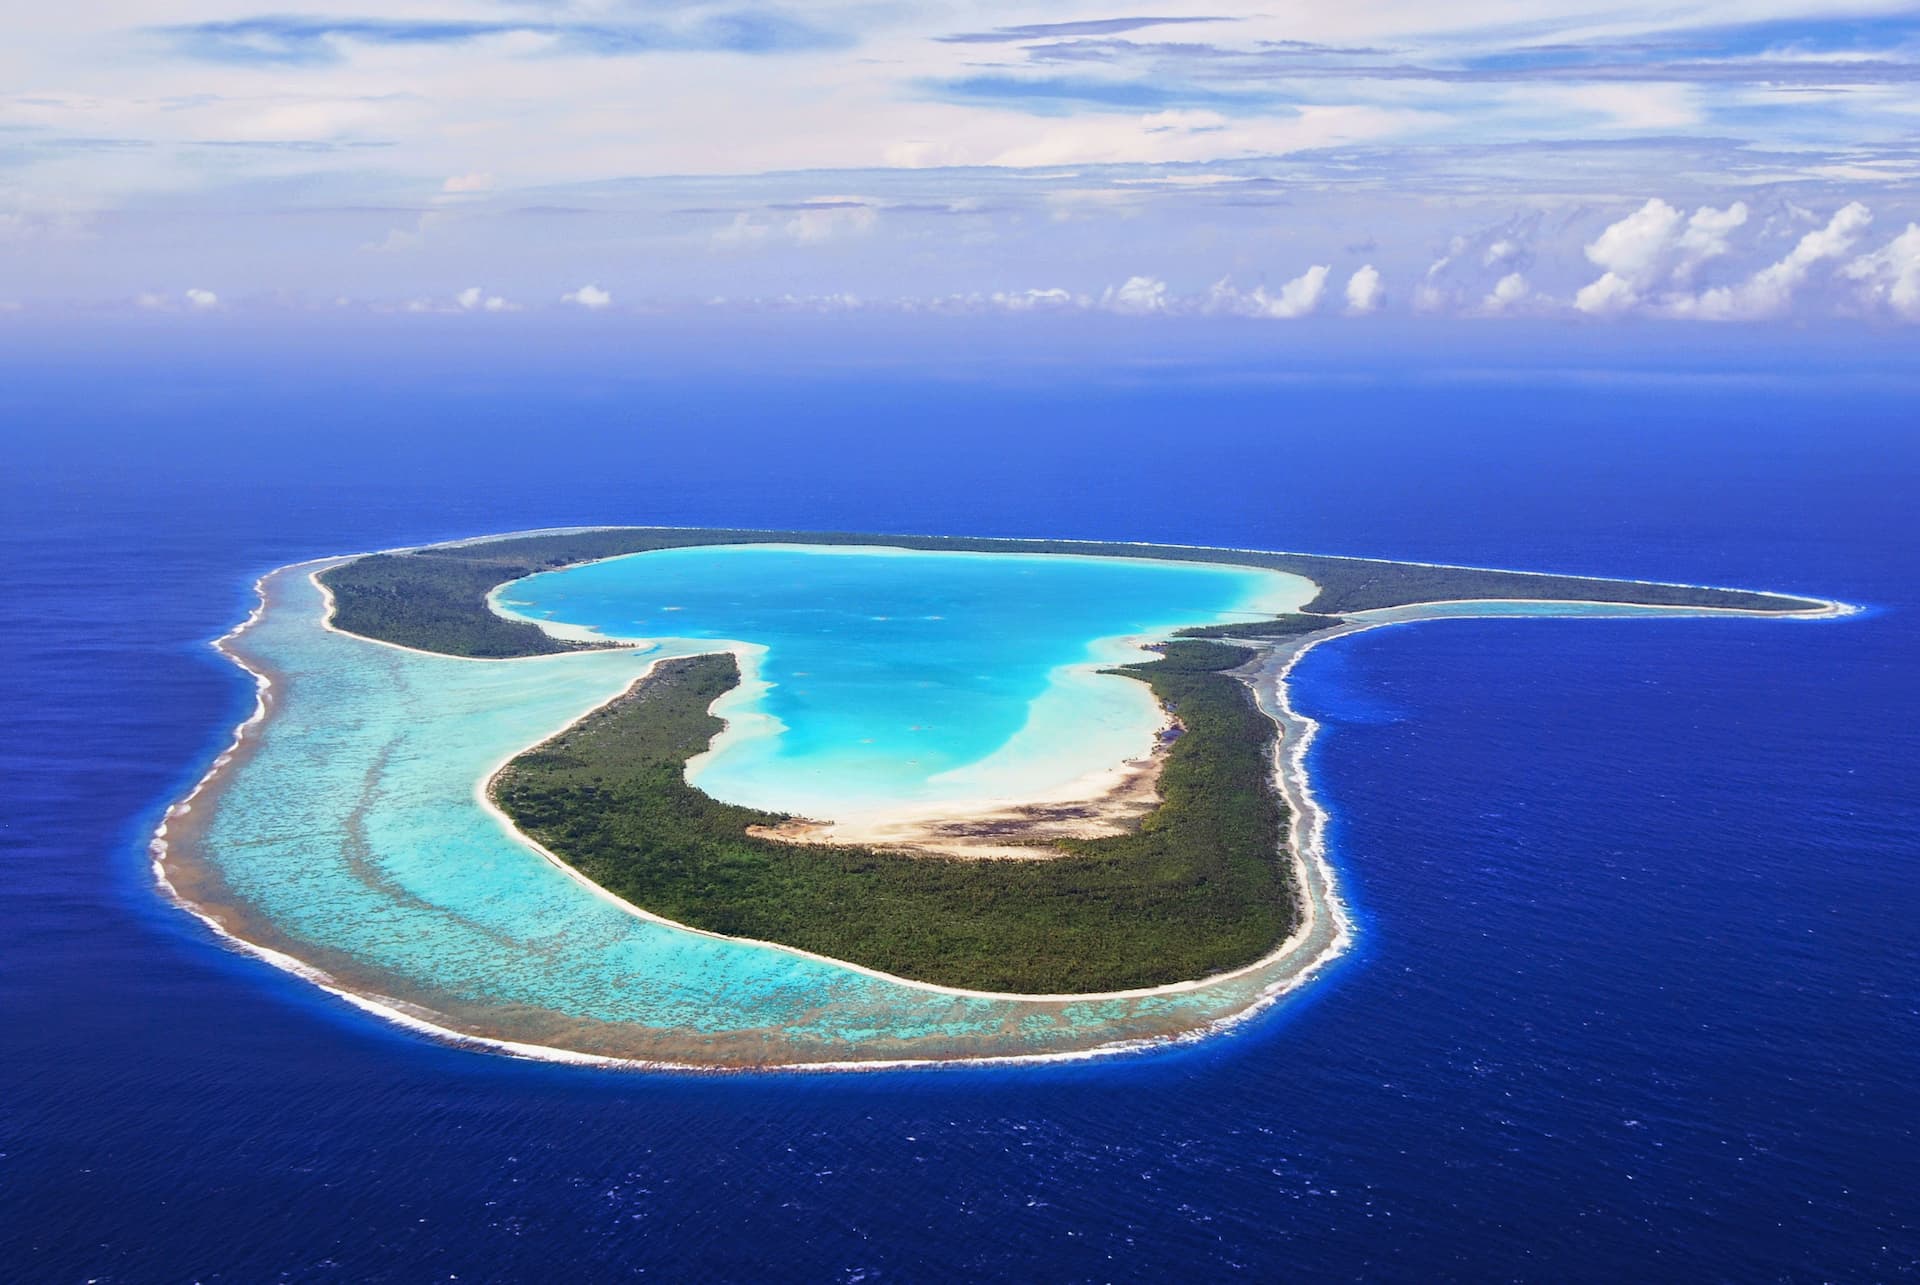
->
left=7, top=1, right=1920, bottom=325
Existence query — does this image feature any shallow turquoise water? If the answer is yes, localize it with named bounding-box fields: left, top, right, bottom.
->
left=183, top=551, right=1334, bottom=1064
left=177, top=547, right=1812, bottom=1066
left=499, top=544, right=1308, bottom=817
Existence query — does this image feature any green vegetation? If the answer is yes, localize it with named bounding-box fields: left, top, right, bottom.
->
left=491, top=635, right=1302, bottom=994
left=1171, top=613, right=1334, bottom=641
left=318, top=527, right=1822, bottom=659
left=325, top=525, right=1822, bottom=991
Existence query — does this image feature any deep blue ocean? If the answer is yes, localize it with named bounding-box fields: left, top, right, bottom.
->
left=4, top=320, right=1916, bottom=1280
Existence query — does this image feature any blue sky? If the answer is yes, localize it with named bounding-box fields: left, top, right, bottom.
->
left=6, top=2, right=1920, bottom=324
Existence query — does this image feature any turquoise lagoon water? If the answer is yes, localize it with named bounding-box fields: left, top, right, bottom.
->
left=178, top=549, right=1829, bottom=1066
left=186, top=550, right=1325, bottom=1065
left=498, top=544, right=1311, bottom=818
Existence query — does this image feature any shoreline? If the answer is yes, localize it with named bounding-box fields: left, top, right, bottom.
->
left=447, top=522, right=1841, bottom=616
left=490, top=541, right=1313, bottom=831
left=152, top=536, right=1854, bottom=1072
left=154, top=561, right=1356, bottom=1069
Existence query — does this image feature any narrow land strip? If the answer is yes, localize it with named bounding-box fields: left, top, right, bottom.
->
left=489, top=617, right=1329, bottom=994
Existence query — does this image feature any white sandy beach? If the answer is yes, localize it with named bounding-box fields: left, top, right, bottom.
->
left=148, top=533, right=1852, bottom=1070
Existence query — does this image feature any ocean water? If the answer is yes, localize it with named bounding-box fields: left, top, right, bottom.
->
left=502, top=544, right=1307, bottom=815
left=3, top=324, right=1917, bottom=1278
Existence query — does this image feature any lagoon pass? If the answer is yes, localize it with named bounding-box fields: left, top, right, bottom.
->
left=153, top=530, right=1843, bottom=1069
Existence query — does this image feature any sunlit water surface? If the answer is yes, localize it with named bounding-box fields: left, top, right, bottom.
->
left=6, top=340, right=1915, bottom=1279
left=500, top=544, right=1309, bottom=816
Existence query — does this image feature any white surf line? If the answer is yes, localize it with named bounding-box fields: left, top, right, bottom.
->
left=406, top=522, right=1842, bottom=615
left=163, top=553, right=1343, bottom=1013
left=150, top=564, right=1330, bottom=1073
left=155, top=536, right=1854, bottom=1072
left=161, top=581, right=1749, bottom=1074
left=474, top=650, right=1338, bottom=1007
left=445, top=579, right=1856, bottom=1009
left=147, top=561, right=759, bottom=1073
left=1343, top=596, right=1855, bottom=621
left=461, top=582, right=1854, bottom=1008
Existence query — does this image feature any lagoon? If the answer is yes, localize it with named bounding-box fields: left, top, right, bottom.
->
left=497, top=544, right=1311, bottom=820
left=158, top=544, right=1347, bottom=1067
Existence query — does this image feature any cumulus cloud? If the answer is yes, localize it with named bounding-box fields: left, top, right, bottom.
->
left=1667, top=202, right=1870, bottom=320
left=1415, top=235, right=1469, bottom=311
left=1101, top=275, right=1169, bottom=315
left=1481, top=272, right=1531, bottom=313
left=454, top=285, right=518, bottom=312
left=1344, top=264, right=1383, bottom=315
left=1416, top=215, right=1541, bottom=314
left=441, top=172, right=493, bottom=195
left=562, top=283, right=613, bottom=309
left=1270, top=265, right=1331, bottom=318
left=1208, top=265, right=1331, bottom=319
left=992, top=287, right=1078, bottom=311
left=903, top=288, right=1089, bottom=315
left=365, top=209, right=445, bottom=254
left=1843, top=224, right=1920, bottom=319
left=784, top=200, right=877, bottom=243
left=712, top=212, right=771, bottom=248
left=1672, top=203, right=1749, bottom=283
left=1572, top=272, right=1637, bottom=316
left=713, top=199, right=878, bottom=248
left=1583, top=198, right=1683, bottom=288
left=1574, top=198, right=1749, bottom=314
left=134, top=289, right=219, bottom=311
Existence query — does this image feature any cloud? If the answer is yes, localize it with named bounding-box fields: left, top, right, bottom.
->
left=1574, top=198, right=1749, bottom=314
left=1416, top=215, right=1542, bottom=314
left=440, top=173, right=493, bottom=195
left=1011, top=20, right=1920, bottom=90
left=455, top=286, right=518, bottom=312
left=785, top=201, right=877, bottom=243
left=1579, top=198, right=1682, bottom=300
left=905, top=288, right=1089, bottom=314
left=992, top=287, right=1079, bottom=311
left=1667, top=201, right=1870, bottom=319
left=1344, top=264, right=1383, bottom=315
left=714, top=200, right=878, bottom=247
left=1481, top=272, right=1531, bottom=313
left=712, top=212, right=771, bottom=248
left=1572, top=272, right=1638, bottom=316
left=366, top=208, right=448, bottom=254
left=1843, top=224, right=1920, bottom=319
left=1672, top=203, right=1749, bottom=282
left=562, top=284, right=612, bottom=309
left=929, top=74, right=1277, bottom=114
left=133, top=289, right=219, bottom=311
left=1208, top=265, right=1330, bottom=318
left=160, top=14, right=848, bottom=66
left=938, top=17, right=1233, bottom=45
left=1102, top=275, right=1169, bottom=315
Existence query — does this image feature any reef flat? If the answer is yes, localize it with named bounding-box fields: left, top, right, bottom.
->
left=489, top=622, right=1321, bottom=994
left=152, top=530, right=1843, bottom=1069
left=319, top=527, right=1822, bottom=659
